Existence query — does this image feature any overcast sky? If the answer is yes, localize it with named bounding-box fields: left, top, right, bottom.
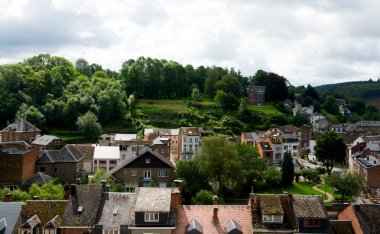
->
left=1, top=0, right=380, bottom=86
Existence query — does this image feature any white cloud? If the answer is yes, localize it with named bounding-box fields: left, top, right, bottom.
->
left=0, top=0, right=380, bottom=86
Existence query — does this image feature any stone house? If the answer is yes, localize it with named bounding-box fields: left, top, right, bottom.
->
left=1, top=119, right=41, bottom=144
left=109, top=148, right=175, bottom=192
left=36, top=145, right=85, bottom=184
left=31, top=135, right=64, bottom=150
left=246, top=86, right=266, bottom=106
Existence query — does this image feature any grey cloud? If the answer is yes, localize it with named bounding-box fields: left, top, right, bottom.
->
left=202, top=32, right=239, bottom=61
left=0, top=0, right=115, bottom=56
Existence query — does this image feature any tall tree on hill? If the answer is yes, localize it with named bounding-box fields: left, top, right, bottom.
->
left=251, top=70, right=269, bottom=86
left=314, top=130, right=346, bottom=174
left=324, top=96, right=340, bottom=115
left=266, top=72, right=289, bottom=103
left=281, top=151, right=294, bottom=186
left=204, top=66, right=226, bottom=97
left=302, top=84, right=320, bottom=101
left=216, top=75, right=243, bottom=98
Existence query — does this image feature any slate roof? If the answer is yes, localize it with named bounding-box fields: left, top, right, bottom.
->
left=0, top=202, right=23, bottom=234
left=330, top=220, right=355, bottom=234
left=242, top=132, right=261, bottom=140
left=31, top=135, right=61, bottom=146
left=96, top=192, right=136, bottom=229
left=13, top=200, right=67, bottom=234
left=0, top=119, right=41, bottom=133
left=176, top=205, right=253, bottom=234
left=355, top=204, right=380, bottom=234
left=153, top=136, right=170, bottom=145
left=108, top=147, right=175, bottom=177
left=134, top=187, right=172, bottom=212
left=61, top=185, right=102, bottom=228
left=22, top=172, right=54, bottom=188
left=75, top=144, right=95, bottom=161
left=292, top=195, right=328, bottom=219
left=115, top=134, right=137, bottom=141
left=259, top=194, right=284, bottom=215
left=37, top=145, right=85, bottom=163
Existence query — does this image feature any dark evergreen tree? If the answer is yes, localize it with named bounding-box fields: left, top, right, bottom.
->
left=281, top=151, right=294, bottom=186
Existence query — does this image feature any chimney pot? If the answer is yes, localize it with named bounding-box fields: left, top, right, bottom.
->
left=213, top=195, right=218, bottom=205
left=32, top=196, right=38, bottom=200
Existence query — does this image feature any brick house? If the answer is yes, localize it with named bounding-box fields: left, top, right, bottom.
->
left=36, top=145, right=85, bottom=184
left=144, top=128, right=181, bottom=161
left=1, top=119, right=41, bottom=143
left=246, top=86, right=266, bottom=106
left=109, top=148, right=175, bottom=192
left=12, top=200, right=68, bottom=234
left=338, top=204, right=380, bottom=234
left=0, top=142, right=39, bottom=189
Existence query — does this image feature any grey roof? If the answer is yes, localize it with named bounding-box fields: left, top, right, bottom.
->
left=225, top=219, right=243, bottom=234
left=134, top=187, right=172, bottom=212
left=97, top=192, right=136, bottom=229
left=292, top=195, right=328, bottom=219
left=153, top=136, right=170, bottom=145
left=31, top=135, right=61, bottom=146
left=0, top=218, right=6, bottom=232
left=243, top=132, right=261, bottom=140
left=0, top=119, right=40, bottom=133
left=22, top=172, right=54, bottom=188
left=62, top=185, right=102, bottom=227
left=354, top=204, right=380, bottom=234
left=108, top=147, right=175, bottom=176
left=282, top=133, right=298, bottom=142
left=355, top=121, right=380, bottom=127
left=186, top=219, right=203, bottom=234
left=37, top=145, right=85, bottom=163
left=0, top=202, right=23, bottom=234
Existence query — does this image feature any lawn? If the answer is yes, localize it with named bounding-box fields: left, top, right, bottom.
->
left=257, top=182, right=325, bottom=197
left=247, top=105, right=283, bottom=115
left=49, top=128, right=95, bottom=144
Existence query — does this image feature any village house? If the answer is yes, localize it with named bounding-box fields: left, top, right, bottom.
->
left=118, top=138, right=171, bottom=161
left=246, top=86, right=266, bottom=106
left=109, top=147, right=175, bottom=191
left=144, top=128, right=181, bottom=161
left=36, top=145, right=85, bottom=184
left=12, top=200, right=68, bottom=234
left=75, top=144, right=95, bottom=174
left=93, top=145, right=120, bottom=172
left=0, top=142, right=39, bottom=189
left=180, top=127, right=202, bottom=161
left=0, top=119, right=41, bottom=144
left=31, top=135, right=64, bottom=150
left=240, top=132, right=261, bottom=146
left=337, top=204, right=380, bottom=234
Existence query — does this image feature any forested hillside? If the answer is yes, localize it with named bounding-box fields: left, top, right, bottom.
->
left=315, top=80, right=380, bottom=99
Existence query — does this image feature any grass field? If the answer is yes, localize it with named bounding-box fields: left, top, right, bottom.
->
left=49, top=128, right=96, bottom=144
left=248, top=105, right=283, bottom=115
left=257, top=182, right=325, bottom=197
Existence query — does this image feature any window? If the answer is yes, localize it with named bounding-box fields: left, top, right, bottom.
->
left=132, top=146, right=137, bottom=152
left=144, top=213, right=159, bottom=222
left=262, top=215, right=283, bottom=223
left=131, top=170, right=137, bottom=176
left=145, top=159, right=150, bottom=164
left=161, top=149, right=164, bottom=153
left=54, top=168, right=58, bottom=174
left=43, top=229, right=56, bottom=234
left=39, top=167, right=47, bottom=173
left=195, top=138, right=198, bottom=143
left=303, top=218, right=320, bottom=227
left=104, top=230, right=119, bottom=234
left=158, top=170, right=168, bottom=177
left=293, top=145, right=297, bottom=150
left=144, top=170, right=151, bottom=179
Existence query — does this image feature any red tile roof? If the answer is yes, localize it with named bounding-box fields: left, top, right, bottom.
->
left=176, top=205, right=253, bottom=234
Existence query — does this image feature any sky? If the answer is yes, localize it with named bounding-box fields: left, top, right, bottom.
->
left=1, top=0, right=380, bottom=86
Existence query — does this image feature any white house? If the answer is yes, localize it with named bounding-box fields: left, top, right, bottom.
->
left=180, top=127, right=202, bottom=160
left=93, top=145, right=120, bottom=172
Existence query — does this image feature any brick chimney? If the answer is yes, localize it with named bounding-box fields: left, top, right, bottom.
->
left=5, top=193, right=12, bottom=202
left=213, top=207, right=219, bottom=220
left=213, top=195, right=218, bottom=205
left=171, top=189, right=181, bottom=211
left=174, top=180, right=183, bottom=194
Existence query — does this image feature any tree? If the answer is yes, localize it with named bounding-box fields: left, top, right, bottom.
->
left=192, top=189, right=214, bottom=205
left=191, top=88, right=202, bottom=102
left=214, top=90, right=239, bottom=110
left=266, top=72, right=289, bottom=103
left=216, top=75, right=242, bottom=98
left=348, top=97, right=366, bottom=115
left=251, top=70, right=268, bottom=86
left=302, top=84, right=320, bottom=101
left=76, top=111, right=102, bottom=138
left=281, top=151, right=294, bottom=186
left=263, top=167, right=282, bottom=188
left=90, top=169, right=109, bottom=184
left=325, top=170, right=365, bottom=201
left=28, top=181, right=65, bottom=200
left=238, top=99, right=251, bottom=122
left=195, top=137, right=246, bottom=195
left=75, top=58, right=91, bottom=78
left=16, top=103, right=45, bottom=127
left=314, top=130, right=346, bottom=174
left=324, top=96, right=340, bottom=115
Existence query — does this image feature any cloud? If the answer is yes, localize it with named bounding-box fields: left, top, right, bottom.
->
left=0, top=0, right=380, bottom=86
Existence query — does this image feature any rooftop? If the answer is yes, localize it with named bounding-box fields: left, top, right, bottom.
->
left=134, top=187, right=172, bottom=213
left=0, top=119, right=41, bottom=133
left=31, top=135, right=61, bottom=146
left=114, top=134, right=137, bottom=141
left=93, top=146, right=120, bottom=160
left=0, top=202, right=23, bottom=234
left=292, top=195, right=328, bottom=219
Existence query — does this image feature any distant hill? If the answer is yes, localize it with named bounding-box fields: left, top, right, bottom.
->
left=315, top=80, right=380, bottom=99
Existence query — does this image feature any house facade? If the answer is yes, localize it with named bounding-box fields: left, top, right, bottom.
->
left=109, top=148, right=175, bottom=192
left=36, top=145, right=85, bottom=184
left=0, top=119, right=41, bottom=144
left=180, top=127, right=201, bottom=161
left=0, top=142, right=39, bottom=189
left=144, top=128, right=181, bottom=161
left=246, top=86, right=266, bottom=106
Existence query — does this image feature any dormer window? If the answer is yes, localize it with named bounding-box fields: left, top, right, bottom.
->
left=144, top=212, right=159, bottom=222
left=303, top=218, right=320, bottom=227
left=262, top=214, right=283, bottom=223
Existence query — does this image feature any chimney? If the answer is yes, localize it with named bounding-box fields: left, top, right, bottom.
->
left=101, top=180, right=107, bottom=193
left=171, top=189, right=181, bottom=211
left=76, top=178, right=81, bottom=185
left=70, top=184, right=77, bottom=197
left=213, top=207, right=219, bottom=220
left=174, top=180, right=183, bottom=194
left=213, top=195, right=218, bottom=205
left=32, top=196, right=38, bottom=200
left=5, top=193, right=12, bottom=202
